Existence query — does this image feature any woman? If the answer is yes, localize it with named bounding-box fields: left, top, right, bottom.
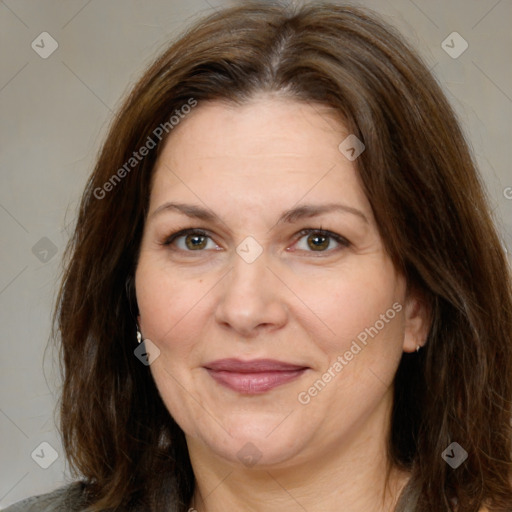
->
left=5, top=2, right=512, bottom=511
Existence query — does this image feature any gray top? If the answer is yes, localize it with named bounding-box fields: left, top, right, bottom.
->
left=2, top=479, right=421, bottom=511
left=2, top=483, right=87, bottom=512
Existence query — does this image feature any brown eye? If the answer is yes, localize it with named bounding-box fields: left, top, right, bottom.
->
left=184, top=233, right=208, bottom=250
left=163, top=229, right=217, bottom=252
left=293, top=229, right=350, bottom=254
left=307, top=233, right=330, bottom=251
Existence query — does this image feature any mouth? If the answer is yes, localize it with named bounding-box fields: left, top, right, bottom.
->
left=203, top=358, right=309, bottom=394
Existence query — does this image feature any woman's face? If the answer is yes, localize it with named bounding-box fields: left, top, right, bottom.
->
left=135, top=95, right=428, bottom=469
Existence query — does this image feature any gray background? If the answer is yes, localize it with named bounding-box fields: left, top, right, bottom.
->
left=1, top=0, right=511, bottom=507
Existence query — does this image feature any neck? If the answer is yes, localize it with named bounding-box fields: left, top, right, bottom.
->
left=190, top=466, right=410, bottom=512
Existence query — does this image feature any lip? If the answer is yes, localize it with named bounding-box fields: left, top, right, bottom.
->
left=203, top=358, right=309, bottom=394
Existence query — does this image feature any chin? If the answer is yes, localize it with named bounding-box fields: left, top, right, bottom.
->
left=215, top=438, right=302, bottom=469
left=196, top=416, right=314, bottom=469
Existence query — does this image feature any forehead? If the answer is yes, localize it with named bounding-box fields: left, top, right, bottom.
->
left=158, top=95, right=345, bottom=159
left=149, top=96, right=371, bottom=218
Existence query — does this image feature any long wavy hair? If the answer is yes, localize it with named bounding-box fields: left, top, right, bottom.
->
left=52, top=2, right=512, bottom=511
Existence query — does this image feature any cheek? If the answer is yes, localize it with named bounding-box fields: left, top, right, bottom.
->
left=135, top=260, right=207, bottom=348
left=302, top=260, right=404, bottom=355
left=135, top=263, right=208, bottom=431
left=301, top=273, right=405, bottom=425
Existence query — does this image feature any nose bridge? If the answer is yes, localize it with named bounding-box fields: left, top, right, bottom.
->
left=227, top=240, right=271, bottom=300
left=214, top=240, right=287, bottom=334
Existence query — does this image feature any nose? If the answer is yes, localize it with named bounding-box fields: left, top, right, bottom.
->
left=214, top=249, right=288, bottom=338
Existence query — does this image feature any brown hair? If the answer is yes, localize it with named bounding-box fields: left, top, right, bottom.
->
left=53, top=2, right=512, bottom=511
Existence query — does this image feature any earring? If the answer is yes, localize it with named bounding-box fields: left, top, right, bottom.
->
left=416, top=344, right=421, bottom=352
left=136, top=329, right=142, bottom=344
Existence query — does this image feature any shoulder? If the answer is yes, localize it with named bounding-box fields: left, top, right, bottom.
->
left=1, top=482, right=86, bottom=512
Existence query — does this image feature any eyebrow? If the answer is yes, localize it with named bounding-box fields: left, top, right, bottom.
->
left=149, top=201, right=369, bottom=225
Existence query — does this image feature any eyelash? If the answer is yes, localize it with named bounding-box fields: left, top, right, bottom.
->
left=160, top=227, right=350, bottom=256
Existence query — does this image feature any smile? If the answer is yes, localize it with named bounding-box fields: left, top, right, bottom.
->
left=203, top=358, right=309, bottom=394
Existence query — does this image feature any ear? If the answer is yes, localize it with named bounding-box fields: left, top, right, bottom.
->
left=125, top=274, right=141, bottom=325
left=402, top=287, right=431, bottom=353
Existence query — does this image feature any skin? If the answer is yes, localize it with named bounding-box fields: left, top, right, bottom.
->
left=135, top=94, right=431, bottom=512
